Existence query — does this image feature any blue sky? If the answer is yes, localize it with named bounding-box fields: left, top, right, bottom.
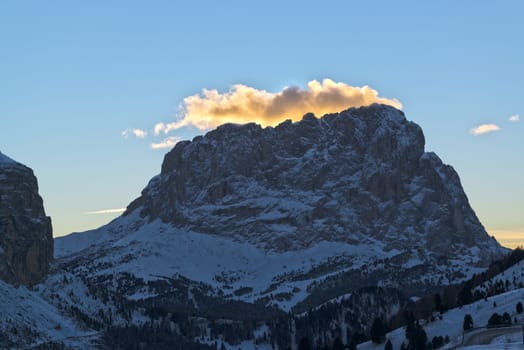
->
left=1, top=1, right=522, bottom=247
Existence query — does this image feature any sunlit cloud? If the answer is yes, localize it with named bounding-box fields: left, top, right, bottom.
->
left=509, top=114, right=520, bottom=122
left=150, top=136, right=180, bottom=150
left=155, top=79, right=402, bottom=133
left=122, top=128, right=147, bottom=139
left=470, top=124, right=501, bottom=136
left=84, top=208, right=126, bottom=215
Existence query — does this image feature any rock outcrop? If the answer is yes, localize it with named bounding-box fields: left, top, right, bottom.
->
left=0, top=152, right=53, bottom=285
left=125, top=104, right=503, bottom=262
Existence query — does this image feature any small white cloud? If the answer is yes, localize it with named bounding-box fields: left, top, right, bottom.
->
left=509, top=114, right=520, bottom=122
left=122, top=128, right=147, bottom=139
left=154, top=123, right=166, bottom=135
left=150, top=136, right=180, bottom=150
left=84, top=208, right=126, bottom=215
left=154, top=121, right=181, bottom=135
left=470, top=124, right=501, bottom=136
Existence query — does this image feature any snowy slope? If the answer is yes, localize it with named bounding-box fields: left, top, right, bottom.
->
left=54, top=212, right=396, bottom=310
left=43, top=211, right=502, bottom=350
left=358, top=288, right=524, bottom=350
left=475, top=259, right=524, bottom=296
left=53, top=211, right=491, bottom=313
left=0, top=280, right=92, bottom=349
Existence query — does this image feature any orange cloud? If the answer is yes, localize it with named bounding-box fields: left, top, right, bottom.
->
left=157, top=79, right=402, bottom=133
left=470, top=124, right=501, bottom=136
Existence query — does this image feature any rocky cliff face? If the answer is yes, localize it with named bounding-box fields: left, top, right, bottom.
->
left=0, top=152, right=53, bottom=285
left=126, top=104, right=502, bottom=261
left=40, top=104, right=507, bottom=349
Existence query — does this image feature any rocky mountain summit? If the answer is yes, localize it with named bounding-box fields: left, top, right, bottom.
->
left=0, top=105, right=510, bottom=349
left=126, top=104, right=501, bottom=260
left=0, top=152, right=53, bottom=285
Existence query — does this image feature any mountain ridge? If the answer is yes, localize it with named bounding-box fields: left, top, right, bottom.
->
left=50, top=104, right=505, bottom=326
left=0, top=104, right=510, bottom=349
left=123, top=103, right=502, bottom=260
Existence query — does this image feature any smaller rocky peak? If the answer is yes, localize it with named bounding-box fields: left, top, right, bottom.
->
left=276, top=119, right=293, bottom=129
left=206, top=122, right=263, bottom=141
left=353, top=103, right=406, bottom=122
left=0, top=152, right=53, bottom=286
left=301, top=112, right=317, bottom=123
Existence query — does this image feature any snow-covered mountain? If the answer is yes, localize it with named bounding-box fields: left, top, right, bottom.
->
left=125, top=104, right=500, bottom=261
left=0, top=105, right=510, bottom=349
left=52, top=105, right=505, bottom=313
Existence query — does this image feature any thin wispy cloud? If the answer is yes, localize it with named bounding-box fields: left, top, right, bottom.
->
left=84, top=208, right=126, bottom=215
left=150, top=136, right=180, bottom=150
left=154, top=79, right=402, bottom=134
left=470, top=124, right=501, bottom=136
left=122, top=128, right=147, bottom=139
left=509, top=114, right=520, bottom=122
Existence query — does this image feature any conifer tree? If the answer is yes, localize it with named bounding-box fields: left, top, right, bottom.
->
left=462, top=314, right=473, bottom=331
left=516, top=301, right=523, bottom=314
left=371, top=317, right=386, bottom=344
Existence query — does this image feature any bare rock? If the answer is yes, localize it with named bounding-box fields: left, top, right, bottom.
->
left=0, top=152, right=53, bottom=285
left=125, top=104, right=504, bottom=264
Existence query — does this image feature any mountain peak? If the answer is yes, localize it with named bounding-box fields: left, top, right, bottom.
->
left=0, top=152, right=53, bottom=285
left=46, top=104, right=507, bottom=349
left=124, top=104, right=501, bottom=262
